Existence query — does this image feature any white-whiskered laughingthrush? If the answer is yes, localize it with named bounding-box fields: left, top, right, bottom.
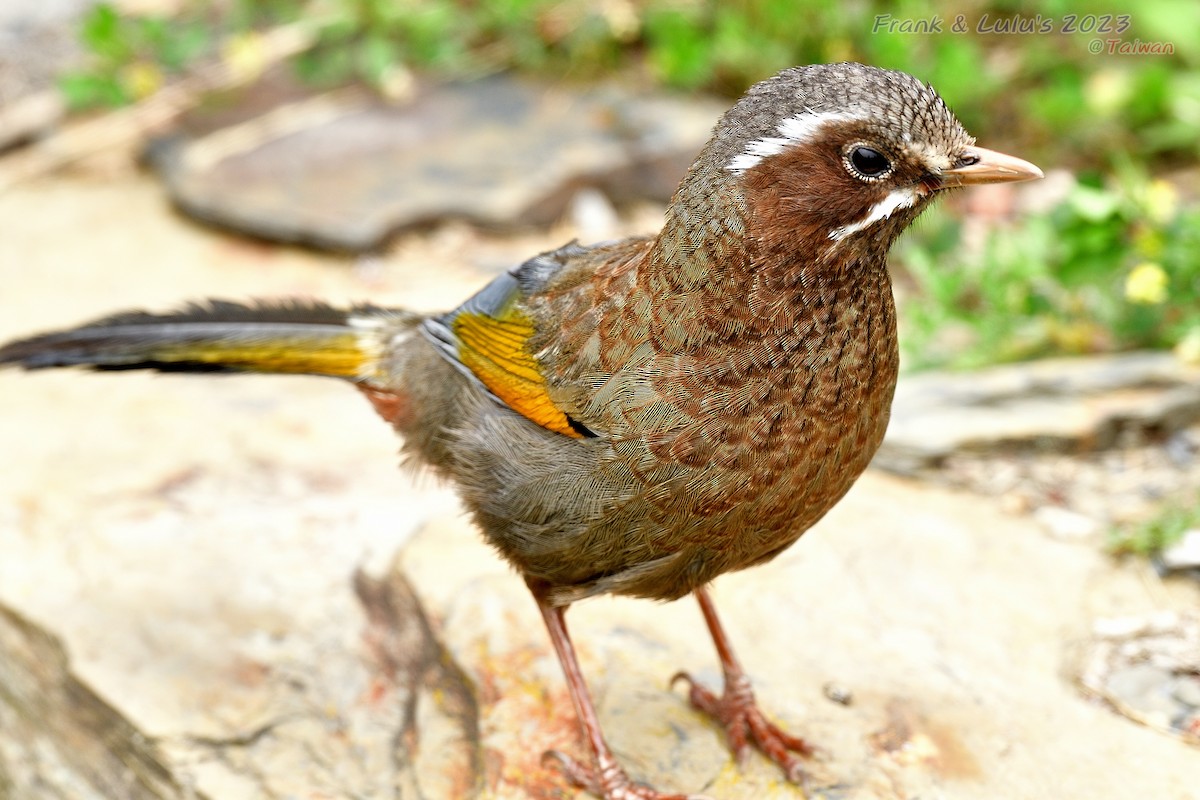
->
left=0, top=63, right=1041, bottom=799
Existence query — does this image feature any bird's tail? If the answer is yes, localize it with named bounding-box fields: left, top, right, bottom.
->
left=0, top=299, right=418, bottom=381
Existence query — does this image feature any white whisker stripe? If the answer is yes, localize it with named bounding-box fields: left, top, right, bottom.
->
left=829, top=187, right=918, bottom=240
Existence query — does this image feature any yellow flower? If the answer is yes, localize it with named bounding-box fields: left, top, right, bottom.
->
left=600, top=0, right=639, bottom=41
left=1124, top=262, right=1168, bottom=305
left=223, top=31, right=267, bottom=83
left=119, top=61, right=163, bottom=100
left=1142, top=179, right=1178, bottom=226
left=1084, top=69, right=1132, bottom=116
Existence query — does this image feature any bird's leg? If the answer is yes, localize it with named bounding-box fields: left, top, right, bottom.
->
left=532, top=585, right=709, bottom=800
left=672, top=585, right=815, bottom=784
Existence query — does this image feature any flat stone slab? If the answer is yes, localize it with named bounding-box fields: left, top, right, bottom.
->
left=879, top=352, right=1200, bottom=475
left=149, top=75, right=726, bottom=250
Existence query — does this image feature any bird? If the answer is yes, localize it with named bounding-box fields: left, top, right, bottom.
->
left=0, top=62, right=1041, bottom=799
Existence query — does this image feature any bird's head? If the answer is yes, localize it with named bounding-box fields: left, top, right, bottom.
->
left=705, top=62, right=1042, bottom=263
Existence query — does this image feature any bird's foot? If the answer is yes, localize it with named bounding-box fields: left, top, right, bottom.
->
left=543, top=750, right=711, bottom=800
left=671, top=671, right=815, bottom=785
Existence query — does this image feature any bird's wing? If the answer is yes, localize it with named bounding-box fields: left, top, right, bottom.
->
left=422, top=261, right=597, bottom=440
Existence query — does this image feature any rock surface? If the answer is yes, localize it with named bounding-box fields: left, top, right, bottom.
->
left=0, top=0, right=89, bottom=106
left=148, top=74, right=727, bottom=251
left=0, top=0, right=88, bottom=150
left=1078, top=612, right=1200, bottom=744
left=1161, top=529, right=1200, bottom=572
left=880, top=354, right=1200, bottom=566
left=2, top=170, right=1200, bottom=798
left=879, top=351, right=1200, bottom=475
left=0, top=604, right=192, bottom=799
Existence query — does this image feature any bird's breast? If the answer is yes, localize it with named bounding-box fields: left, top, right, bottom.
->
left=630, top=262, right=900, bottom=560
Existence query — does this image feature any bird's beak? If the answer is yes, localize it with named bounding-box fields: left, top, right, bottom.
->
left=937, top=146, right=1043, bottom=188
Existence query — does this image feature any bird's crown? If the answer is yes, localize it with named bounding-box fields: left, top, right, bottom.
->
left=719, top=62, right=972, bottom=178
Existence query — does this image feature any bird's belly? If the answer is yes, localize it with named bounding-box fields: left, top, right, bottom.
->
left=490, top=360, right=896, bottom=602
left=450, top=314, right=900, bottom=602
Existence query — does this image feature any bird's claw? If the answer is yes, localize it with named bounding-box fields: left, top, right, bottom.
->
left=541, top=749, right=711, bottom=800
left=671, top=671, right=815, bottom=785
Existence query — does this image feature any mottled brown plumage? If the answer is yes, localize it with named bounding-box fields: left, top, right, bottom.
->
left=0, top=63, right=1041, bottom=799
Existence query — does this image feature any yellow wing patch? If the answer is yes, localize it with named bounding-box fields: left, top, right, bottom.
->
left=452, top=310, right=584, bottom=438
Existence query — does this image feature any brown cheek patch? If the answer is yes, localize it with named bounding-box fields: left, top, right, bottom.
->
left=742, top=128, right=888, bottom=250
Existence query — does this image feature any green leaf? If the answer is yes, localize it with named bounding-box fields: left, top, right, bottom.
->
left=1068, top=185, right=1123, bottom=221
left=79, top=3, right=129, bottom=62
left=358, top=33, right=400, bottom=85
left=58, top=72, right=130, bottom=109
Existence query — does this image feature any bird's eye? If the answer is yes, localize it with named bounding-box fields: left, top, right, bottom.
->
left=846, top=146, right=891, bottom=180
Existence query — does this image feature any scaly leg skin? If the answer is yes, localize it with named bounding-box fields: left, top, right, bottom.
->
left=672, top=585, right=816, bottom=785
left=532, top=584, right=711, bottom=800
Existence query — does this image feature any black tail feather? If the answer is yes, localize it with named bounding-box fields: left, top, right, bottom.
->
left=0, top=299, right=400, bottom=379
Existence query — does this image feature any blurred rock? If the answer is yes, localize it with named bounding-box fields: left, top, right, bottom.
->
left=1078, top=611, right=1200, bottom=745
left=0, top=0, right=89, bottom=103
left=1160, top=529, right=1200, bottom=572
left=1172, top=675, right=1200, bottom=708
left=148, top=74, right=725, bottom=251
left=0, top=604, right=194, bottom=800
left=880, top=351, right=1200, bottom=475
left=1034, top=506, right=1100, bottom=541
left=0, top=0, right=89, bottom=149
left=568, top=186, right=621, bottom=243
left=1106, top=663, right=1179, bottom=725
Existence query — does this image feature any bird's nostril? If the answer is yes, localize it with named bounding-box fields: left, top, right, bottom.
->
left=955, top=152, right=981, bottom=168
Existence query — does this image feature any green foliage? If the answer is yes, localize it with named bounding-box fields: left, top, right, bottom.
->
left=642, top=0, right=818, bottom=92
left=898, top=174, right=1200, bottom=370
left=59, top=3, right=211, bottom=108
left=295, top=0, right=468, bottom=87
left=1109, top=492, right=1200, bottom=556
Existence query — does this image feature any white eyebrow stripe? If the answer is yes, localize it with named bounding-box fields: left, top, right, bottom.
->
left=829, top=186, right=918, bottom=241
left=726, top=110, right=862, bottom=174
